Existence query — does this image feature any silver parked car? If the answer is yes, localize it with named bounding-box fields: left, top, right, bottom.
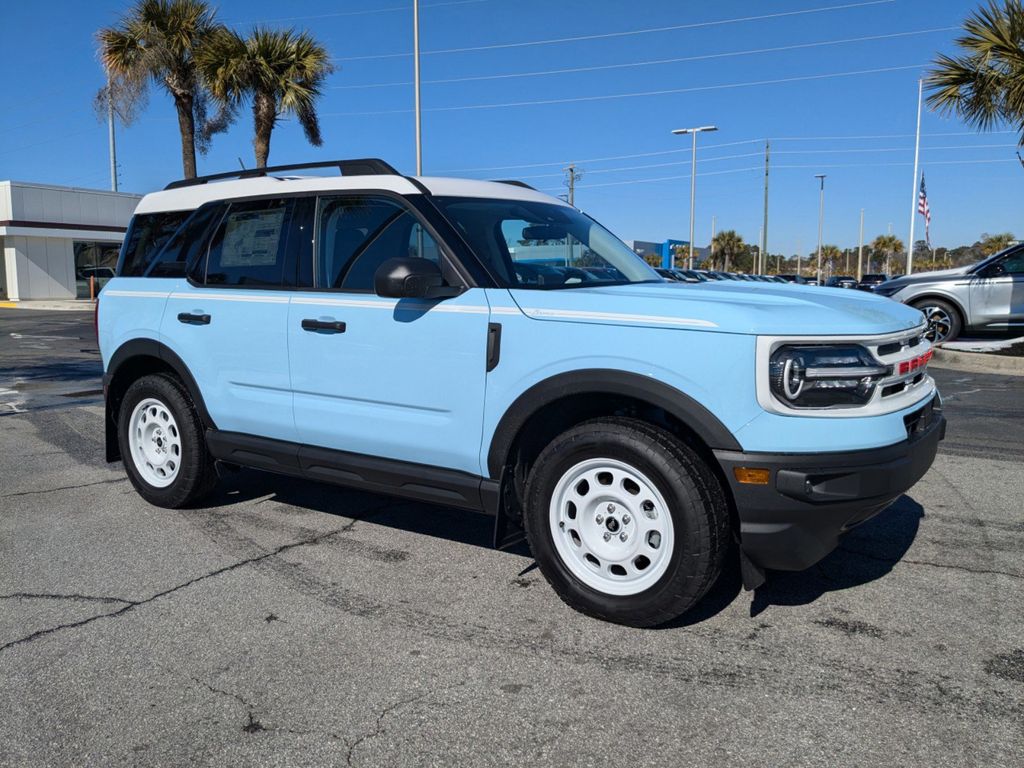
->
left=872, top=244, right=1024, bottom=342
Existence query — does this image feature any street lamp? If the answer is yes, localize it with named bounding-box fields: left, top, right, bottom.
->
left=672, top=125, right=718, bottom=269
left=815, top=174, right=826, bottom=281
left=413, top=0, right=422, bottom=175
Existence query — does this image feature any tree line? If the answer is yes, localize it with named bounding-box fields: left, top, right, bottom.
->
left=98, top=0, right=333, bottom=178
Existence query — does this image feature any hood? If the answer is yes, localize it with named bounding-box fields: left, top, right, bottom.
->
left=507, top=281, right=924, bottom=336
left=883, top=265, right=973, bottom=289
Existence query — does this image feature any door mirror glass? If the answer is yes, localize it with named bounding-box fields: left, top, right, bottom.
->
left=374, top=257, right=448, bottom=298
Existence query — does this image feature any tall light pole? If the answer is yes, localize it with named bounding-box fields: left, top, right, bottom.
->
left=857, top=208, right=865, bottom=281
left=413, top=0, right=423, bottom=175
left=107, top=75, right=118, bottom=192
left=672, top=125, right=718, bottom=269
left=761, top=140, right=770, bottom=274
left=815, top=174, right=826, bottom=281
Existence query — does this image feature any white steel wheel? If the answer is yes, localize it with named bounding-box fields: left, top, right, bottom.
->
left=549, top=457, right=675, bottom=596
left=128, top=397, right=182, bottom=488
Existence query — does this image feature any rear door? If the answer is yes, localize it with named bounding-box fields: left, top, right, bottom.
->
left=160, top=196, right=313, bottom=443
left=287, top=193, right=490, bottom=475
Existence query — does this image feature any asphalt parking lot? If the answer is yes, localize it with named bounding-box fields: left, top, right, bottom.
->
left=1, top=308, right=1022, bottom=767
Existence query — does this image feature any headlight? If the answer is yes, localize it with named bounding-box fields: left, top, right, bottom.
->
left=769, top=345, right=890, bottom=408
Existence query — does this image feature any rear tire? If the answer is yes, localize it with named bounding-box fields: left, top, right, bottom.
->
left=522, top=417, right=730, bottom=627
left=118, top=373, right=217, bottom=508
left=913, top=298, right=962, bottom=343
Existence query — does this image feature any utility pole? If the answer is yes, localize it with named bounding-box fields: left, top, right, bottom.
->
left=107, top=75, right=118, bottom=192
left=710, top=214, right=716, bottom=269
left=761, top=140, right=770, bottom=275
left=563, top=164, right=583, bottom=207
left=815, top=174, right=826, bottom=282
left=672, top=125, right=718, bottom=269
left=906, top=78, right=923, bottom=274
left=796, top=236, right=803, bottom=277
left=413, top=0, right=423, bottom=174
left=857, top=208, right=865, bottom=281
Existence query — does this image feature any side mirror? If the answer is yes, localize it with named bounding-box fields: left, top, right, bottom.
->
left=374, top=257, right=459, bottom=299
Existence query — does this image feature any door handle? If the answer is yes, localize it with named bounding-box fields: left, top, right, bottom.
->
left=301, top=318, right=347, bottom=334
left=178, top=312, right=211, bottom=325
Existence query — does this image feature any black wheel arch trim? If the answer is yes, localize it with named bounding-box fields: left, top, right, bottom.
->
left=486, top=368, right=742, bottom=478
left=104, top=338, right=216, bottom=461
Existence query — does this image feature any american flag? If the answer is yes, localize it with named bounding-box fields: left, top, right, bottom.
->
left=917, top=173, right=931, bottom=247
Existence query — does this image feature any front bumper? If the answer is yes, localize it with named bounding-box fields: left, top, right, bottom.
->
left=714, top=395, right=945, bottom=572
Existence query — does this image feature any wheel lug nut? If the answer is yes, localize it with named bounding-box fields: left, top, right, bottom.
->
left=619, top=532, right=628, bottom=542
left=603, top=532, right=612, bottom=542
left=559, top=521, right=565, bottom=529
left=596, top=514, right=604, bottom=524
left=622, top=514, right=631, bottom=524
left=607, top=503, right=615, bottom=513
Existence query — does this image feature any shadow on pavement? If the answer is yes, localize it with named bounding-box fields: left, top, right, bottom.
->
left=749, top=495, right=924, bottom=616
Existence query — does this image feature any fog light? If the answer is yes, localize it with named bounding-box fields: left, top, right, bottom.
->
left=733, top=467, right=770, bottom=485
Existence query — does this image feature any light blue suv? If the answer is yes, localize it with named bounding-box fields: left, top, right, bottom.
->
left=98, top=159, right=945, bottom=627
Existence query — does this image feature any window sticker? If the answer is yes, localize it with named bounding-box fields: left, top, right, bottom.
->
left=220, top=208, right=285, bottom=267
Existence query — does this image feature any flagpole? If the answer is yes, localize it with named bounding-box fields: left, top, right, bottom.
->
left=907, top=78, right=923, bottom=275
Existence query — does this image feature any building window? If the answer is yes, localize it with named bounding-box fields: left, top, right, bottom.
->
left=74, top=241, right=121, bottom=298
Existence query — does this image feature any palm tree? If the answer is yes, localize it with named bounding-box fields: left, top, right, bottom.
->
left=871, top=234, right=905, bottom=275
left=98, top=0, right=222, bottom=178
left=979, top=231, right=1016, bottom=254
left=710, top=230, right=745, bottom=272
left=820, top=244, right=841, bottom=278
left=925, top=1, right=1024, bottom=145
left=199, top=27, right=334, bottom=167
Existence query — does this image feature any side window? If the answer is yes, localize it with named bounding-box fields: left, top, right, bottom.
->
left=315, top=195, right=441, bottom=292
left=118, top=210, right=191, bottom=277
left=998, top=250, right=1024, bottom=275
left=202, top=198, right=302, bottom=287
left=148, top=202, right=226, bottom=278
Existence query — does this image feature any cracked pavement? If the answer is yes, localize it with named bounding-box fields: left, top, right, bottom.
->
left=1, top=309, right=1022, bottom=767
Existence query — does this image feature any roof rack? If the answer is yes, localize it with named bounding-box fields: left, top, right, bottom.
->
left=492, top=179, right=536, bottom=190
left=164, top=158, right=399, bottom=190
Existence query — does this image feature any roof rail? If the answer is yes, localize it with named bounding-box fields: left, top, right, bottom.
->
left=164, top=158, right=400, bottom=190
left=492, top=179, right=536, bottom=190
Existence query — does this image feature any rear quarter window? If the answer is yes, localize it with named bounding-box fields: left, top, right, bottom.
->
left=117, top=210, right=192, bottom=277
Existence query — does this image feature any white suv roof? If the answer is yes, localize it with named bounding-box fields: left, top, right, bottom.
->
left=134, top=160, right=567, bottom=215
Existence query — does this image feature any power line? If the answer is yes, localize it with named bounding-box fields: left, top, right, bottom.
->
left=332, top=0, right=897, bottom=61
left=227, top=0, right=488, bottom=26
left=324, top=63, right=927, bottom=116
left=331, top=26, right=955, bottom=90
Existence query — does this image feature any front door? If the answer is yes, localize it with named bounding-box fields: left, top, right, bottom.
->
left=970, top=247, right=1024, bottom=329
left=288, top=193, right=490, bottom=476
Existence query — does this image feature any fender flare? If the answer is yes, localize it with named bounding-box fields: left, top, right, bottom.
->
left=104, top=339, right=216, bottom=461
left=485, top=368, right=741, bottom=478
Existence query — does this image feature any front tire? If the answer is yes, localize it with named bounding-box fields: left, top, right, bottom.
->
left=118, top=373, right=217, bottom=508
left=523, top=418, right=730, bottom=627
left=913, top=298, right=962, bottom=343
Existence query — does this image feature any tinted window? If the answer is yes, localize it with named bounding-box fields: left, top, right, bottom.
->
left=202, top=198, right=305, bottom=287
left=998, top=249, right=1024, bottom=275
left=148, top=202, right=226, bottom=278
left=316, top=195, right=440, bottom=291
left=118, top=210, right=191, bottom=277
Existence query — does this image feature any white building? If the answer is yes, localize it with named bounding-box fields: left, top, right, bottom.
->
left=0, top=181, right=141, bottom=301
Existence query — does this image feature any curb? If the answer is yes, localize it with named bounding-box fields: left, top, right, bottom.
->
left=0, top=301, right=95, bottom=312
left=932, top=346, right=1024, bottom=377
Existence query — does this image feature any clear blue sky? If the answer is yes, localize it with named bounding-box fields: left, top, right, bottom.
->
left=2, top=0, right=1020, bottom=255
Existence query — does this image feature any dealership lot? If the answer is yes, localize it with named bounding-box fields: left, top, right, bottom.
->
left=1, top=309, right=1022, bottom=767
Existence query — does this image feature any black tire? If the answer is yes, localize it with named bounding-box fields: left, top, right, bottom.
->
left=117, top=373, right=217, bottom=508
left=522, top=417, right=730, bottom=627
left=912, top=297, right=962, bottom=343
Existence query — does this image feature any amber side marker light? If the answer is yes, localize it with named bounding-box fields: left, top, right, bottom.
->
left=733, top=467, right=771, bottom=485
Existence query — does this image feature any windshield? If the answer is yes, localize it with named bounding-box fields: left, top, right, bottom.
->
left=434, top=197, right=661, bottom=289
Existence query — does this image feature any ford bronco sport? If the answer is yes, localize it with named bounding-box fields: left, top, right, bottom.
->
left=98, top=159, right=945, bottom=627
